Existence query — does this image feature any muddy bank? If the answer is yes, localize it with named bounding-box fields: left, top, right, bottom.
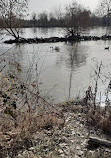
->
left=4, top=35, right=111, bottom=44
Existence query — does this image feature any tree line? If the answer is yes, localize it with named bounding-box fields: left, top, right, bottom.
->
left=24, top=11, right=109, bottom=28
left=25, top=0, right=111, bottom=29
left=0, top=0, right=111, bottom=40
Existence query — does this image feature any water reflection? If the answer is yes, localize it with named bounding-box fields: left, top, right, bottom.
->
left=1, top=27, right=111, bottom=103
left=66, top=43, right=87, bottom=100
left=65, top=43, right=86, bottom=69
left=56, top=42, right=87, bottom=100
left=32, top=27, right=37, bottom=34
left=39, top=28, right=48, bottom=35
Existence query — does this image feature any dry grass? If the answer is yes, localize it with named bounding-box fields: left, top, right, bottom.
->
left=85, top=104, right=111, bottom=134
left=0, top=110, right=64, bottom=157
left=0, top=70, right=65, bottom=157
left=81, top=84, right=111, bottom=135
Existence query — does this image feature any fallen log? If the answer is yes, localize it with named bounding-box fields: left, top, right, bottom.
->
left=88, top=137, right=111, bottom=149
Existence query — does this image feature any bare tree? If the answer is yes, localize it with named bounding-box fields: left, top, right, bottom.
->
left=96, top=0, right=111, bottom=27
left=0, top=0, right=28, bottom=40
left=32, top=12, right=36, bottom=27
left=37, top=12, right=48, bottom=27
left=48, top=12, right=59, bottom=27
left=64, top=1, right=91, bottom=37
left=52, top=6, right=65, bottom=26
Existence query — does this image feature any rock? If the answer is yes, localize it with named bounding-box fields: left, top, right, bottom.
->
left=77, top=152, right=84, bottom=157
left=58, top=149, right=64, bottom=154
left=28, top=147, right=34, bottom=151
left=77, top=132, right=81, bottom=136
left=4, top=35, right=111, bottom=44
left=76, top=146, right=80, bottom=151
left=78, top=113, right=81, bottom=117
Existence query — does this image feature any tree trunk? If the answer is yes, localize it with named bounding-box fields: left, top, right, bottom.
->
left=88, top=137, right=111, bottom=149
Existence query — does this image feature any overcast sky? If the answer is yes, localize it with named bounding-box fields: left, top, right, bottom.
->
left=28, top=0, right=99, bottom=15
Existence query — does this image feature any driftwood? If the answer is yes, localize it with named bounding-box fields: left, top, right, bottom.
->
left=88, top=137, right=111, bottom=149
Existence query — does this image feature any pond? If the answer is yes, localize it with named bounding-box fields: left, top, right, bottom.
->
left=0, top=27, right=111, bottom=105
